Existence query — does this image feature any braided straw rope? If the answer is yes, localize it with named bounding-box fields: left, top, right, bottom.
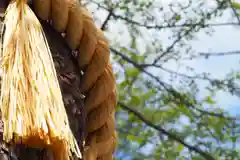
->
left=33, top=0, right=117, bottom=159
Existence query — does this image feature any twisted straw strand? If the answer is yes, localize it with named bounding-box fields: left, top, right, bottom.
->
left=32, top=0, right=117, bottom=159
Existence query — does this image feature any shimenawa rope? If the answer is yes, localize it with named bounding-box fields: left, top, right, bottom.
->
left=33, top=0, right=117, bottom=159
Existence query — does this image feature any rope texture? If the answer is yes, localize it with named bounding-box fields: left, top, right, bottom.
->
left=32, top=0, right=117, bottom=159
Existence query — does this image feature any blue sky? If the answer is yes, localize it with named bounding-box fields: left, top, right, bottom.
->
left=87, top=0, right=240, bottom=114
left=176, top=9, right=240, bottom=115
left=86, top=0, right=240, bottom=158
left=148, top=0, right=240, bottom=115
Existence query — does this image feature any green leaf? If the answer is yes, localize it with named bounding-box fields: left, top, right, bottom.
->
left=175, top=15, right=181, bottom=21
left=126, top=68, right=140, bottom=77
left=205, top=96, right=215, bottom=104
left=126, top=135, right=139, bottom=142
left=111, top=1, right=240, bottom=159
left=131, top=95, right=141, bottom=105
left=236, top=74, right=240, bottom=79
left=231, top=135, right=238, bottom=143
left=176, top=144, right=184, bottom=152
left=232, top=2, right=240, bottom=10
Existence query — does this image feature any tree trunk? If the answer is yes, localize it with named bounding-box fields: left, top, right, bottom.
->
left=0, top=1, right=86, bottom=159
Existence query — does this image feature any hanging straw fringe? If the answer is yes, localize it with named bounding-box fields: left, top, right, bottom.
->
left=0, top=0, right=81, bottom=159
left=35, top=0, right=117, bottom=158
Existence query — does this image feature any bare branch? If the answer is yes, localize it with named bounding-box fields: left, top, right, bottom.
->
left=111, top=48, right=238, bottom=120
left=101, top=8, right=114, bottom=30
left=92, top=0, right=239, bottom=30
left=228, top=0, right=240, bottom=24
left=119, top=102, right=215, bottom=160
left=112, top=13, right=239, bottom=30
left=183, top=50, right=240, bottom=60
left=153, top=28, right=193, bottom=64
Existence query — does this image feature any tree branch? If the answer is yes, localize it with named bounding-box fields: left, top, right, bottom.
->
left=228, top=0, right=240, bottom=24
left=101, top=7, right=114, bottom=30
left=112, top=13, right=239, bottom=30
left=119, top=102, right=215, bottom=160
left=111, top=48, right=238, bottom=120
left=92, top=0, right=239, bottom=30
left=183, top=50, right=240, bottom=60
left=152, top=28, right=193, bottom=64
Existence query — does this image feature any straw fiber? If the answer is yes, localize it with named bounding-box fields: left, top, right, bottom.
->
left=0, top=0, right=117, bottom=159
left=32, top=0, right=117, bottom=159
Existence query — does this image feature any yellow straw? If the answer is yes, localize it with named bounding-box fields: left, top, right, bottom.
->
left=0, top=0, right=81, bottom=159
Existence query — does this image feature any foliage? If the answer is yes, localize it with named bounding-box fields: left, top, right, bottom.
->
left=84, top=0, right=240, bottom=159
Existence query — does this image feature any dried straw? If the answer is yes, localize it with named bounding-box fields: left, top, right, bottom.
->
left=0, top=0, right=81, bottom=159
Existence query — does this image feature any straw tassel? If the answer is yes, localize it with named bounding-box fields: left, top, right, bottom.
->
left=0, top=0, right=81, bottom=159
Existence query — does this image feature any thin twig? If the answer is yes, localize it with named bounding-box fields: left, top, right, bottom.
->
left=228, top=0, right=240, bottom=24
left=119, top=102, right=215, bottom=160
left=111, top=48, right=238, bottom=120
left=92, top=0, right=239, bottom=30
left=183, top=50, right=240, bottom=60
left=101, top=8, right=114, bottom=30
